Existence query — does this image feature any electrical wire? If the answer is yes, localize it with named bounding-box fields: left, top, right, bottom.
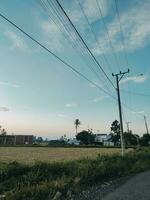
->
left=95, top=0, right=120, bottom=70
left=55, top=0, right=116, bottom=89
left=76, top=0, right=113, bottom=74
left=114, top=0, right=129, bottom=67
left=0, top=11, right=144, bottom=121
left=0, top=12, right=115, bottom=99
left=39, top=0, right=113, bottom=95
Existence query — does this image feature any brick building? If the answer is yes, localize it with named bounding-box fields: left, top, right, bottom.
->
left=0, top=135, right=33, bottom=145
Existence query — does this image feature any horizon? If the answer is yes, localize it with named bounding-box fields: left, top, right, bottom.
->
left=0, top=0, right=149, bottom=138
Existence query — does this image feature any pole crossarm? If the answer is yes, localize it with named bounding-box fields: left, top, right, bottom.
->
left=112, top=69, right=130, bottom=82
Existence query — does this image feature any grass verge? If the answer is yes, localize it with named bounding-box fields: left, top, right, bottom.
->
left=0, top=148, right=150, bottom=199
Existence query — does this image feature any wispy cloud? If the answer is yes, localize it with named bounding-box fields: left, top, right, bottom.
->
left=121, top=74, right=149, bottom=84
left=83, top=0, right=111, bottom=20
left=132, top=110, right=145, bottom=115
left=57, top=113, right=66, bottom=118
left=70, top=0, right=112, bottom=24
left=0, top=107, right=9, bottom=112
left=41, top=20, right=64, bottom=52
left=0, top=81, right=20, bottom=88
left=38, top=0, right=112, bottom=53
left=92, top=96, right=108, bottom=102
left=65, top=103, right=78, bottom=108
left=93, top=1, right=150, bottom=54
left=4, top=30, right=27, bottom=50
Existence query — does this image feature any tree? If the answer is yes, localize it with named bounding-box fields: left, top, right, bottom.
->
left=36, top=137, right=43, bottom=143
left=124, top=131, right=138, bottom=146
left=1, top=129, right=7, bottom=136
left=140, top=133, right=150, bottom=146
left=74, top=119, right=81, bottom=135
left=76, top=130, right=95, bottom=145
left=110, top=120, right=120, bottom=145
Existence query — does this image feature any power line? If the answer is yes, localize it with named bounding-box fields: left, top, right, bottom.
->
left=114, top=0, right=129, bottom=67
left=114, top=0, right=132, bottom=122
left=0, top=12, right=115, bottom=99
left=76, top=0, right=113, bottom=74
left=95, top=0, right=120, bottom=70
left=39, top=0, right=113, bottom=95
left=39, top=1, right=147, bottom=118
left=0, top=12, right=144, bottom=121
left=55, top=0, right=116, bottom=89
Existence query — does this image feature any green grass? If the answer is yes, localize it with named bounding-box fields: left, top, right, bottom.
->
left=0, top=148, right=150, bottom=200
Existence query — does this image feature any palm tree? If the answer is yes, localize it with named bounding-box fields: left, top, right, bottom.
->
left=74, top=119, right=81, bottom=135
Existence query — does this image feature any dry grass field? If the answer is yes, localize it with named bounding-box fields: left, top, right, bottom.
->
left=0, top=147, right=122, bottom=164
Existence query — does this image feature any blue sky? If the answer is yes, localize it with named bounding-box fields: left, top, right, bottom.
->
left=0, top=0, right=149, bottom=138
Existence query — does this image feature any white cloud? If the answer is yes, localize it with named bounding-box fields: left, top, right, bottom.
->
left=65, top=103, right=78, bottom=108
left=41, top=20, right=64, bottom=52
left=132, top=110, right=145, bottom=115
left=39, top=0, right=112, bottom=53
left=70, top=0, right=111, bottom=24
left=83, top=0, right=111, bottom=21
left=0, top=81, right=20, bottom=88
left=0, top=107, right=9, bottom=112
left=57, top=113, right=66, bottom=118
left=89, top=80, right=105, bottom=89
left=93, top=0, right=150, bottom=54
left=39, top=0, right=150, bottom=55
left=92, top=96, right=108, bottom=102
left=4, top=30, right=27, bottom=50
left=121, top=74, right=149, bottom=84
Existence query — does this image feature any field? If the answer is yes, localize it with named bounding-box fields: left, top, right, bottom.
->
left=0, top=147, right=122, bottom=164
left=0, top=148, right=150, bottom=200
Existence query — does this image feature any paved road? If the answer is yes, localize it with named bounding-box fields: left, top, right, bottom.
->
left=75, top=170, right=150, bottom=200
left=103, top=170, right=150, bottom=200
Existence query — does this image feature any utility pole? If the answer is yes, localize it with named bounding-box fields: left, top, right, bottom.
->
left=126, top=122, right=131, bottom=133
left=112, top=69, right=130, bottom=156
left=144, top=116, right=149, bottom=134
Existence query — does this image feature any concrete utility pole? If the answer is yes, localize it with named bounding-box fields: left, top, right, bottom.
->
left=144, top=116, right=149, bottom=134
left=126, top=122, right=131, bottom=133
left=112, top=69, right=130, bottom=156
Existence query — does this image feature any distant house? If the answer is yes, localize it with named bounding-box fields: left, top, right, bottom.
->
left=67, top=138, right=80, bottom=145
left=104, top=134, right=114, bottom=146
left=0, top=135, right=33, bottom=145
left=95, top=133, right=107, bottom=143
left=95, top=133, right=114, bottom=146
left=14, top=135, right=33, bottom=145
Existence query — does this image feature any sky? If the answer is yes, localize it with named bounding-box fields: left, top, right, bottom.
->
left=0, top=0, right=150, bottom=138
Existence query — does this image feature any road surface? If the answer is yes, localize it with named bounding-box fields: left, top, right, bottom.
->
left=103, top=170, right=150, bottom=200
left=75, top=170, right=150, bottom=200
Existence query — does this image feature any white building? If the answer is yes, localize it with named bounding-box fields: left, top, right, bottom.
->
left=95, top=134, right=107, bottom=143
left=67, top=138, right=80, bottom=145
left=95, top=133, right=114, bottom=146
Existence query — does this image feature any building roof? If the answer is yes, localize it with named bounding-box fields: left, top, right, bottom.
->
left=95, top=134, right=107, bottom=136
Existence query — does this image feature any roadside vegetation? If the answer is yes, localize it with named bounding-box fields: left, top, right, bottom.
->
left=0, top=148, right=150, bottom=200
